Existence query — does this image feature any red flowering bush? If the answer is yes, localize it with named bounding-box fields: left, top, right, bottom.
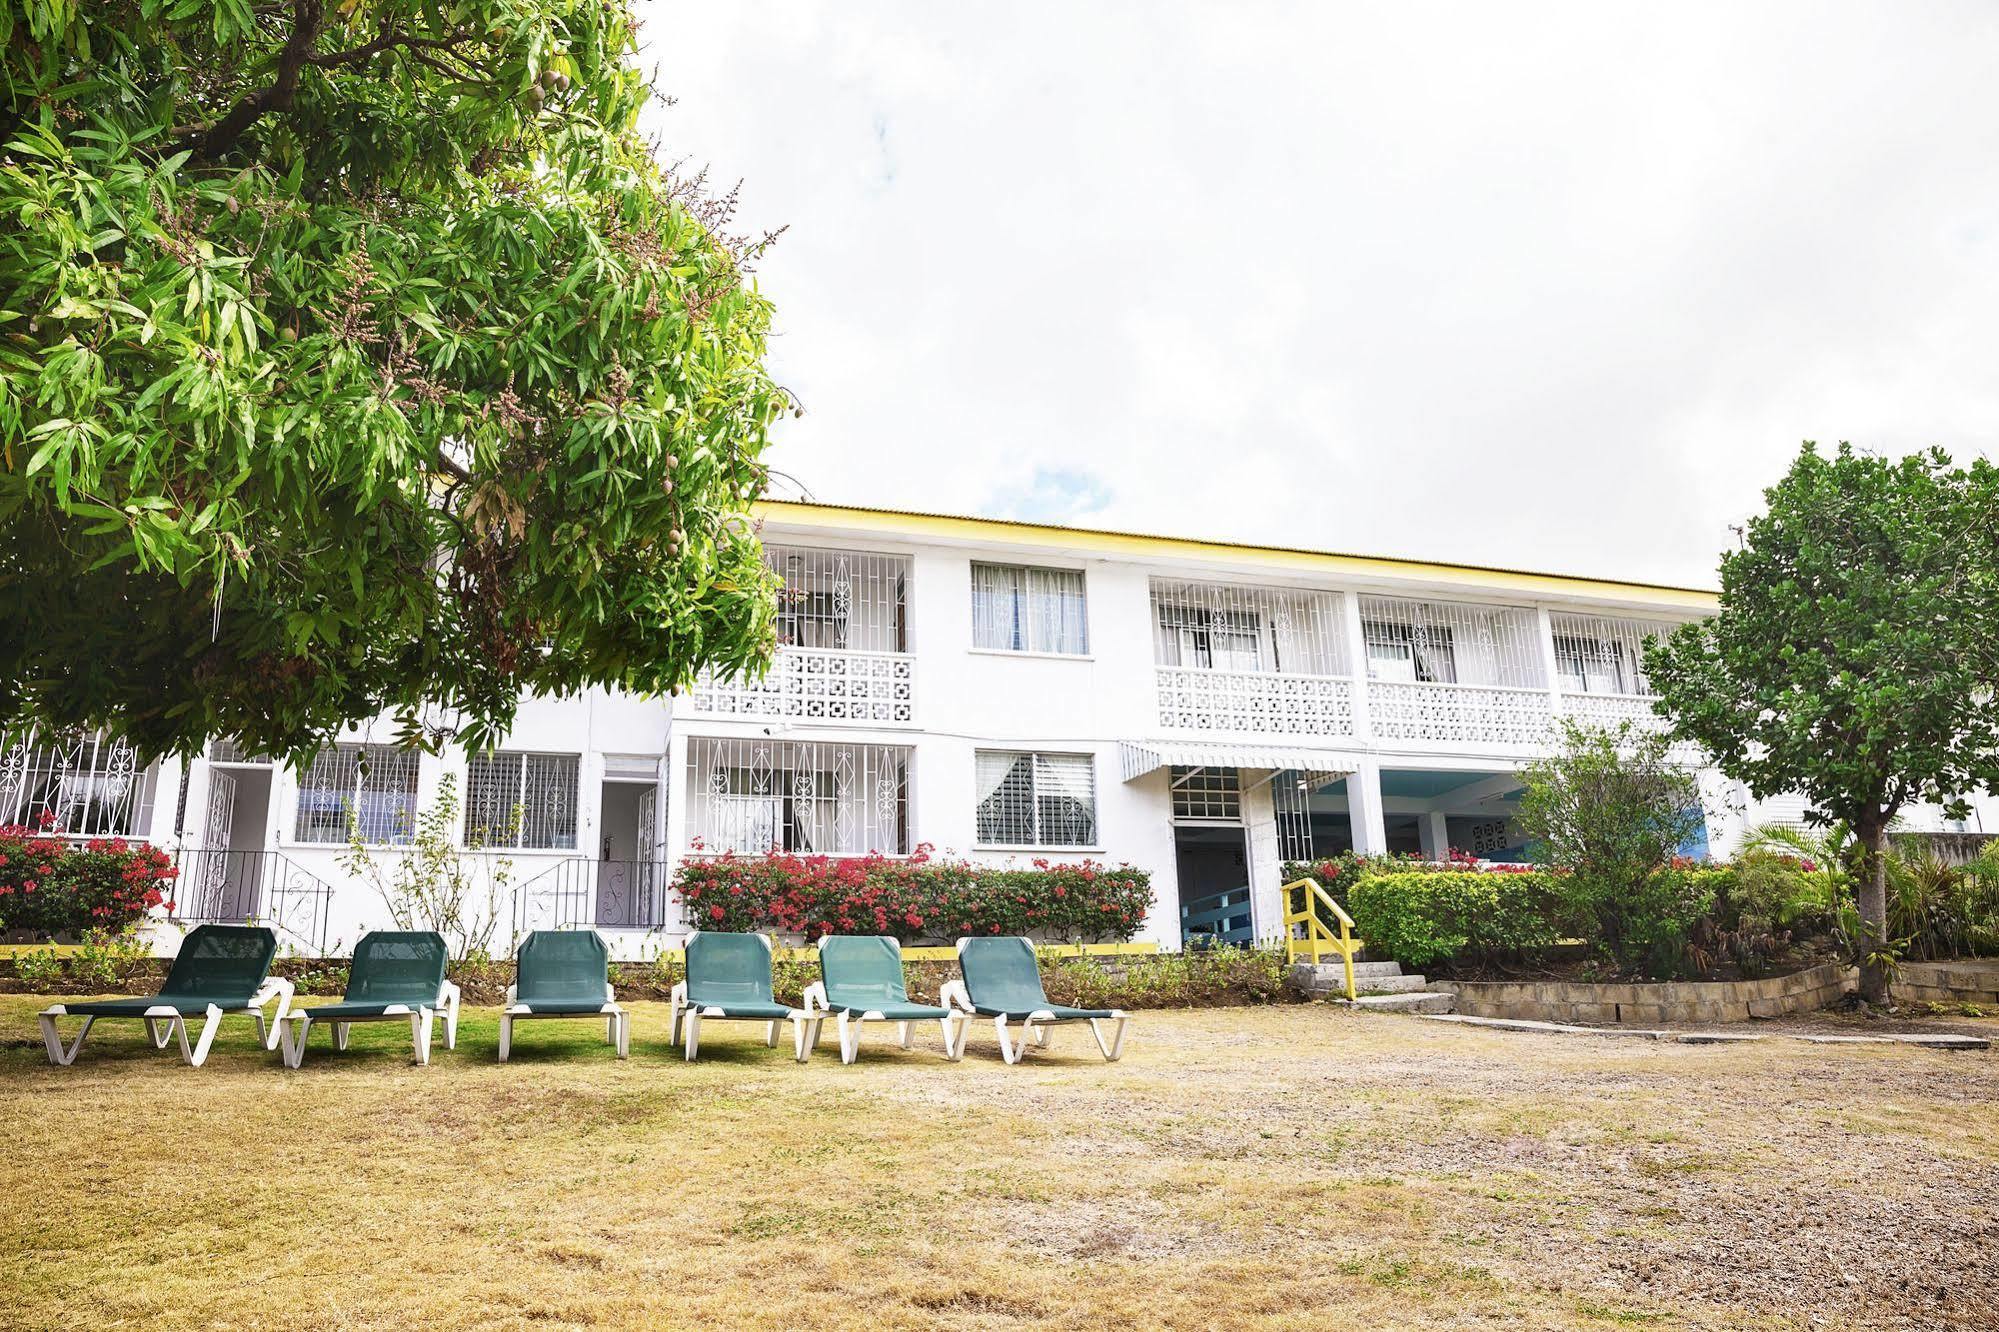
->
left=672, top=847, right=1153, bottom=943
left=0, top=816, right=177, bottom=938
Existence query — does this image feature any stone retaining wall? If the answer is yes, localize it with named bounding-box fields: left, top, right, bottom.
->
left=1440, top=962, right=1853, bottom=1025
left=1893, top=961, right=1999, bottom=1008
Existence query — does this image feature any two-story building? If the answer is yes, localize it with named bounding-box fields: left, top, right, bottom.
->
left=6, top=500, right=1994, bottom=957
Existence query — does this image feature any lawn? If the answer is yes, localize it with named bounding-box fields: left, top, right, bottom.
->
left=1, top=997, right=1994, bottom=1331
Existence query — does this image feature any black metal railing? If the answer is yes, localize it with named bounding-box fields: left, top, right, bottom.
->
left=171, top=849, right=334, bottom=955
left=513, top=858, right=672, bottom=940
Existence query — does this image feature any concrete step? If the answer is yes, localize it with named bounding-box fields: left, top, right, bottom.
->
left=1354, top=973, right=1433, bottom=995
left=1289, top=960, right=1406, bottom=984
left=1351, top=992, right=1456, bottom=1015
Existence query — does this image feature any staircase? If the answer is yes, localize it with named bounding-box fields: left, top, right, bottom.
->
left=1289, top=958, right=1456, bottom=1014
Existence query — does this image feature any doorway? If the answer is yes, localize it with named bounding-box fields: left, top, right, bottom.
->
left=595, top=779, right=661, bottom=928
left=189, top=764, right=272, bottom=919
left=1174, top=825, right=1252, bottom=947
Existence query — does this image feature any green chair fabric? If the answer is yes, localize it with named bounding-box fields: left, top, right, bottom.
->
left=305, top=930, right=447, bottom=1021
left=62, top=925, right=277, bottom=1018
left=515, top=930, right=613, bottom=1014
left=958, top=936, right=1116, bottom=1021
left=685, top=932, right=791, bottom=1020
left=820, top=935, right=950, bottom=1022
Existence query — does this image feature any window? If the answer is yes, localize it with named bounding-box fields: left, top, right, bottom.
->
left=975, top=752, right=1097, bottom=846
left=1362, top=619, right=1457, bottom=683
left=1170, top=766, right=1240, bottom=820
left=685, top=738, right=910, bottom=854
left=0, top=727, right=150, bottom=836
left=1552, top=634, right=1634, bottom=695
left=769, top=545, right=909, bottom=653
left=294, top=744, right=420, bottom=844
left=971, top=563, right=1089, bottom=654
left=1157, top=604, right=1266, bottom=672
left=465, top=752, right=579, bottom=849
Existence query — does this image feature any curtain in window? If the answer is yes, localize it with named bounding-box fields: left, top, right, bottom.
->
left=975, top=751, right=1034, bottom=843
left=973, top=564, right=1087, bottom=653
left=296, top=744, right=418, bottom=844
left=1033, top=753, right=1096, bottom=845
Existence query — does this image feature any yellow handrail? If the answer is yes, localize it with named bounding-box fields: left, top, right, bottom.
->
left=1281, top=877, right=1361, bottom=1001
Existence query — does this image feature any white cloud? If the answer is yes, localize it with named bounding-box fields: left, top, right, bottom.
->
left=640, top=0, right=1999, bottom=586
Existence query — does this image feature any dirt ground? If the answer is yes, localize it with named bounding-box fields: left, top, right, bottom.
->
left=1, top=997, right=1994, bottom=1331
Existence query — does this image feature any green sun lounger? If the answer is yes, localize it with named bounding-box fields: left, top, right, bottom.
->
left=499, top=930, right=628, bottom=1061
left=38, top=924, right=291, bottom=1068
left=669, top=931, right=820, bottom=1061
left=941, top=936, right=1130, bottom=1064
left=278, top=930, right=460, bottom=1068
left=802, top=934, right=966, bottom=1063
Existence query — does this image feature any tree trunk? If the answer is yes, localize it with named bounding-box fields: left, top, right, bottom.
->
left=1855, top=816, right=1891, bottom=1004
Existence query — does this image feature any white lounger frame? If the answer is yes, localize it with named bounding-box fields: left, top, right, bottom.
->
left=942, top=939, right=1130, bottom=1065
left=800, top=933, right=968, bottom=1064
left=278, top=980, right=462, bottom=1069
left=38, top=977, right=295, bottom=1068
left=668, top=931, right=820, bottom=1062
left=498, top=981, right=629, bottom=1061
left=800, top=981, right=968, bottom=1064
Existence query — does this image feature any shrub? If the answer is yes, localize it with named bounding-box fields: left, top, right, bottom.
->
left=0, top=820, right=177, bottom=938
left=1348, top=872, right=1568, bottom=969
left=671, top=850, right=1153, bottom=943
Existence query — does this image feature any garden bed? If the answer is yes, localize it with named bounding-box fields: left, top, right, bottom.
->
left=1438, top=961, right=1853, bottom=1025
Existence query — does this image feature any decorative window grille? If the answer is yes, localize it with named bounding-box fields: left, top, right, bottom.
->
left=1149, top=580, right=1348, bottom=676
left=975, top=751, right=1097, bottom=846
left=1356, top=596, right=1545, bottom=689
left=294, top=744, right=420, bottom=845
left=971, top=563, right=1089, bottom=654
left=1466, top=818, right=1512, bottom=856
left=208, top=738, right=274, bottom=765
left=0, top=727, right=152, bottom=837
left=1170, top=765, right=1241, bottom=821
left=768, top=545, right=909, bottom=654
left=465, top=751, right=579, bottom=850
left=684, top=737, right=910, bottom=855
left=1548, top=614, right=1675, bottom=696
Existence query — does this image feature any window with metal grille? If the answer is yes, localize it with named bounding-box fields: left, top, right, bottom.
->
left=207, top=738, right=273, bottom=765
left=1170, top=765, right=1240, bottom=820
left=294, top=743, right=420, bottom=844
left=1149, top=580, right=1347, bottom=675
left=465, top=752, right=579, bottom=849
left=975, top=751, right=1097, bottom=846
left=1548, top=614, right=1674, bottom=695
left=684, top=738, right=910, bottom=855
left=0, top=727, right=152, bottom=836
left=767, top=545, right=909, bottom=653
left=970, top=563, right=1089, bottom=654
left=1356, top=596, right=1544, bottom=688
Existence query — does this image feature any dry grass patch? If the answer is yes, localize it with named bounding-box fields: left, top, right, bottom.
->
left=1, top=999, right=1994, bottom=1330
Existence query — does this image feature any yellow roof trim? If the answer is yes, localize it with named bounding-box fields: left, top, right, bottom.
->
left=750, top=500, right=1718, bottom=610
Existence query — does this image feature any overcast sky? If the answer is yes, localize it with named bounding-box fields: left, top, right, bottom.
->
left=643, top=2, right=1999, bottom=587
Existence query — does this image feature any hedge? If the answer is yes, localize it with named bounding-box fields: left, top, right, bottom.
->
left=0, top=820, right=178, bottom=938
left=671, top=851, right=1153, bottom=943
left=1347, top=871, right=1568, bottom=968
left=1346, top=866, right=1740, bottom=977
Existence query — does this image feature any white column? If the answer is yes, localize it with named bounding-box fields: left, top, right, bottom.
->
left=662, top=730, right=689, bottom=930
left=1340, top=591, right=1373, bottom=741
left=1535, top=605, right=1564, bottom=715
left=1348, top=758, right=1389, bottom=855
left=1241, top=773, right=1284, bottom=943
left=1418, top=808, right=1450, bottom=861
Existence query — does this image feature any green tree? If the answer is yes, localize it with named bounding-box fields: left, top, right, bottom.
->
left=0, top=1, right=783, bottom=760
left=1646, top=443, right=1999, bottom=1001
left=1515, top=718, right=1708, bottom=976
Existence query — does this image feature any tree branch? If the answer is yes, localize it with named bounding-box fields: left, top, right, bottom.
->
left=192, top=0, right=323, bottom=161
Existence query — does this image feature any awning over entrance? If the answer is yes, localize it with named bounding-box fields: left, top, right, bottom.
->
left=1117, top=741, right=1356, bottom=787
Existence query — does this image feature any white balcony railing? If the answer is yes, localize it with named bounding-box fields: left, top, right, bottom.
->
left=1557, top=690, right=1667, bottom=732
left=1154, top=667, right=1356, bottom=737
left=1368, top=681, right=1555, bottom=748
left=686, top=647, right=915, bottom=724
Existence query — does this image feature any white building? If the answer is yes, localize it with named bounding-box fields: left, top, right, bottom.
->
left=5, top=500, right=1993, bottom=957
